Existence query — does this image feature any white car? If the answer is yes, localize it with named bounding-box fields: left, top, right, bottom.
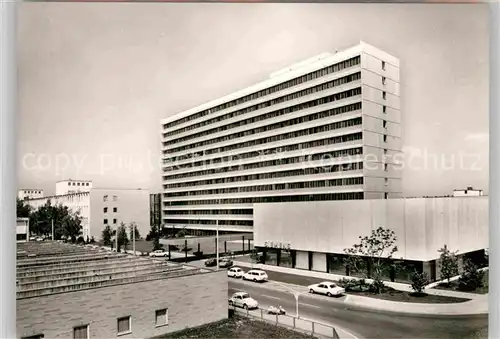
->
left=308, top=281, right=345, bottom=297
left=242, top=269, right=268, bottom=282
left=227, top=267, right=244, bottom=278
left=149, top=250, right=168, bottom=258
left=228, top=292, right=259, bottom=310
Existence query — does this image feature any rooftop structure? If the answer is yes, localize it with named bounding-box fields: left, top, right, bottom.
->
left=18, top=189, right=44, bottom=200
left=16, top=242, right=227, bottom=338
left=453, top=186, right=484, bottom=197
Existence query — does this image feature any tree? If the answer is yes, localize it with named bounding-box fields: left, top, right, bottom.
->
left=128, top=222, right=141, bottom=241
left=117, top=223, right=129, bottom=251
left=152, top=236, right=163, bottom=251
left=29, top=200, right=82, bottom=241
left=16, top=198, right=31, bottom=218
left=410, top=271, right=429, bottom=295
left=458, top=259, right=485, bottom=292
left=344, top=227, right=398, bottom=294
left=61, top=211, right=83, bottom=242
left=101, top=225, right=113, bottom=246
left=438, top=245, right=459, bottom=286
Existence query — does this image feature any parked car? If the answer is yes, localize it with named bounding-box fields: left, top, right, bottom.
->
left=205, top=258, right=217, bottom=267
left=242, top=269, right=268, bottom=282
left=219, top=258, right=233, bottom=268
left=228, top=292, right=259, bottom=310
left=308, top=281, right=345, bottom=297
left=227, top=267, right=244, bottom=278
left=149, top=250, right=168, bottom=258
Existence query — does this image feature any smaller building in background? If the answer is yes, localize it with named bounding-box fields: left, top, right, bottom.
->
left=24, top=180, right=150, bottom=240
left=150, top=193, right=162, bottom=228
left=453, top=186, right=484, bottom=197
left=16, top=218, right=29, bottom=243
left=55, top=179, right=93, bottom=196
left=18, top=189, right=44, bottom=201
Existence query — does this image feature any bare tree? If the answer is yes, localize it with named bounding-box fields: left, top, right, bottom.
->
left=344, top=227, right=398, bottom=293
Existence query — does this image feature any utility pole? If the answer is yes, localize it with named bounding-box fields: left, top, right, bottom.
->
left=51, top=219, right=54, bottom=241
left=115, top=227, right=118, bottom=252
left=132, top=223, right=136, bottom=256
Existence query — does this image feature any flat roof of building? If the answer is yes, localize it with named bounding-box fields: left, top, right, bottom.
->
left=161, top=41, right=399, bottom=126
left=16, top=242, right=209, bottom=299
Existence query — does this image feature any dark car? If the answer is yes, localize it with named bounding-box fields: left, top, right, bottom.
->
left=204, top=258, right=217, bottom=267
left=219, top=258, right=233, bottom=268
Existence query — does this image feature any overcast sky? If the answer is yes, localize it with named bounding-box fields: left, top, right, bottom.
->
left=18, top=3, right=488, bottom=197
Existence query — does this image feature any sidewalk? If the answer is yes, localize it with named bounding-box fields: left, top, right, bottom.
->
left=233, top=260, right=488, bottom=316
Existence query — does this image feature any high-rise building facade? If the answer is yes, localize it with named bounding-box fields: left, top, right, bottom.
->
left=161, top=41, right=401, bottom=234
left=150, top=193, right=162, bottom=228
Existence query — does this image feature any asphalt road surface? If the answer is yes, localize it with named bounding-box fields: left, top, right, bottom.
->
left=229, top=280, right=487, bottom=339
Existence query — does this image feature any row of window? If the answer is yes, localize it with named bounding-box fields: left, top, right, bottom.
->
left=164, top=116, right=361, bottom=178
left=103, top=195, right=118, bottom=202
left=163, top=72, right=361, bottom=144
left=165, top=174, right=364, bottom=197
left=165, top=219, right=254, bottom=226
left=103, top=218, right=117, bottom=225
left=22, top=309, right=168, bottom=339
left=164, top=149, right=363, bottom=189
left=164, top=209, right=254, bottom=215
left=103, top=207, right=118, bottom=213
left=166, top=101, right=362, bottom=164
left=164, top=192, right=365, bottom=206
left=164, top=87, right=362, bottom=155
left=164, top=132, right=363, bottom=180
left=164, top=56, right=361, bottom=130
left=68, top=182, right=90, bottom=187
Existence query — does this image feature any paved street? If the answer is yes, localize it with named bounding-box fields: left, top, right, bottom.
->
left=229, top=280, right=488, bottom=339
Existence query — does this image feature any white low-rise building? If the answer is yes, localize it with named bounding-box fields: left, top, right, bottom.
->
left=16, top=218, right=29, bottom=243
left=25, top=181, right=150, bottom=240
left=18, top=189, right=44, bottom=200
left=253, top=196, right=488, bottom=282
left=453, top=186, right=483, bottom=197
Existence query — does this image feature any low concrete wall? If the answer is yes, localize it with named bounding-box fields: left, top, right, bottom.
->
left=17, top=270, right=228, bottom=339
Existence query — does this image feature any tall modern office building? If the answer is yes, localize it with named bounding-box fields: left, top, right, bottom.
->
left=161, top=41, right=401, bottom=235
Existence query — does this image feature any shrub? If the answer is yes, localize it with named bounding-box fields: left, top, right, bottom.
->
left=369, top=279, right=386, bottom=294
left=410, top=271, right=429, bottom=294
left=458, top=259, right=485, bottom=292
left=338, top=278, right=370, bottom=292
left=77, top=236, right=85, bottom=244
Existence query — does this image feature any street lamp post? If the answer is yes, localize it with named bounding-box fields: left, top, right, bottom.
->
left=216, top=201, right=220, bottom=271
left=270, top=281, right=304, bottom=318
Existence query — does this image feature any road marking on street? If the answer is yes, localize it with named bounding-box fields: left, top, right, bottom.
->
left=262, top=294, right=281, bottom=300
left=300, top=302, right=321, bottom=309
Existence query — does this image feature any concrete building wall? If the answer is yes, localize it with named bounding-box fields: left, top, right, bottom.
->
left=253, top=197, right=487, bottom=262
left=17, top=270, right=228, bottom=339
left=90, top=188, right=150, bottom=241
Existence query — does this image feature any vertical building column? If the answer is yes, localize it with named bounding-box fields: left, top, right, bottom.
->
left=490, top=4, right=500, bottom=338
left=0, top=1, right=17, bottom=337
